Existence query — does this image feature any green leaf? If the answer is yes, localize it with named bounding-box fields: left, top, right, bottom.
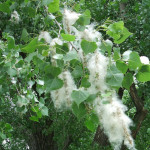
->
left=36, top=85, right=45, bottom=96
left=7, top=68, right=17, bottom=77
left=45, top=78, right=63, bottom=92
left=39, top=98, right=45, bottom=108
left=28, top=7, right=36, bottom=17
left=21, top=28, right=30, bottom=42
left=17, top=96, right=29, bottom=107
left=85, top=94, right=97, bottom=102
left=72, top=102, right=86, bottom=120
left=42, top=0, right=53, bottom=5
left=41, top=106, right=48, bottom=116
left=48, top=0, right=59, bottom=13
left=136, top=65, right=150, bottom=82
left=71, top=65, right=83, bottom=78
left=5, top=123, right=13, bottom=132
left=71, top=90, right=89, bottom=106
left=81, top=40, right=97, bottom=55
left=0, top=132, right=6, bottom=139
left=74, top=3, right=80, bottom=12
left=63, top=50, right=79, bottom=62
left=122, top=73, right=133, bottom=90
left=101, top=91, right=112, bottom=98
left=37, top=44, right=50, bottom=53
left=15, top=60, right=24, bottom=68
left=37, top=111, right=42, bottom=118
left=128, top=52, right=142, bottom=70
left=29, top=116, right=39, bottom=122
left=0, top=3, right=10, bottom=13
left=107, top=21, right=124, bottom=39
left=25, top=52, right=37, bottom=62
left=56, top=43, right=69, bottom=54
left=31, top=106, right=39, bottom=113
left=106, top=21, right=132, bottom=44
left=22, top=38, right=38, bottom=53
left=147, top=128, right=150, bottom=135
left=42, top=50, right=49, bottom=56
left=73, top=9, right=91, bottom=31
left=85, top=113, right=99, bottom=132
left=61, top=33, right=76, bottom=41
left=114, top=27, right=132, bottom=44
left=102, top=100, right=110, bottom=104
left=106, top=64, right=124, bottom=88
left=116, top=60, right=128, bottom=74
left=45, top=65, right=61, bottom=77
left=100, top=40, right=113, bottom=56
left=8, top=36, right=15, bottom=49
left=113, top=47, right=120, bottom=61
left=81, top=77, right=91, bottom=88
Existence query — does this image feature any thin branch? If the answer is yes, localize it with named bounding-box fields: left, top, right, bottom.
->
left=69, top=42, right=78, bottom=52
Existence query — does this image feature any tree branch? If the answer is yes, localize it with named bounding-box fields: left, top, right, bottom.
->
left=129, top=83, right=148, bottom=139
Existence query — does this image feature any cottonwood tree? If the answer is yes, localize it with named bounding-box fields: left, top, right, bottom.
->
left=0, top=0, right=149, bottom=150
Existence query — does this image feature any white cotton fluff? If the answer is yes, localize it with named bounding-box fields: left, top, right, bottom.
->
left=50, top=38, right=63, bottom=46
left=50, top=38, right=63, bottom=66
left=140, top=56, right=149, bottom=64
left=56, top=9, right=136, bottom=150
left=80, top=24, right=102, bottom=45
left=87, top=50, right=109, bottom=93
left=63, top=9, right=80, bottom=33
left=86, top=50, right=136, bottom=149
left=49, top=14, right=55, bottom=20
left=94, top=93, right=136, bottom=150
left=10, top=11, right=20, bottom=24
left=122, top=50, right=132, bottom=61
left=51, top=70, right=76, bottom=110
left=38, top=31, right=52, bottom=44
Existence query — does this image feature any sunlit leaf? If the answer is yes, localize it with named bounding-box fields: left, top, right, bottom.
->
left=71, top=90, right=89, bottom=106
left=81, top=40, right=97, bottom=55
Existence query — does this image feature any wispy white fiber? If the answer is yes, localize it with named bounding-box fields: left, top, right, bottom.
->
left=63, top=9, right=80, bottom=33
left=10, top=11, right=20, bottom=24
left=51, top=70, right=76, bottom=110
left=50, top=38, right=63, bottom=66
left=38, top=31, right=52, bottom=44
left=49, top=9, right=137, bottom=150
left=94, top=93, right=136, bottom=150
left=140, top=56, right=149, bottom=64
left=80, top=24, right=102, bottom=45
left=122, top=50, right=132, bottom=61
left=49, top=14, right=55, bottom=20
left=50, top=38, right=63, bottom=46
left=87, top=50, right=109, bottom=93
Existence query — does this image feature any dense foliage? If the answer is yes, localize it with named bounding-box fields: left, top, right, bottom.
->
left=0, top=0, right=150, bottom=150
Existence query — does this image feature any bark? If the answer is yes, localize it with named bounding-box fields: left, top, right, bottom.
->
left=120, top=3, right=126, bottom=19
left=129, top=84, right=148, bottom=139
left=27, top=118, right=72, bottom=150
left=27, top=119, right=58, bottom=150
left=93, top=126, right=109, bottom=146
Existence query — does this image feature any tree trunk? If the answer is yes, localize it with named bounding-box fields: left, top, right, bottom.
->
left=120, top=3, right=126, bottom=19
left=27, top=119, right=58, bottom=150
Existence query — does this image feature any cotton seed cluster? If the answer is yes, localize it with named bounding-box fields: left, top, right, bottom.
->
left=44, top=8, right=137, bottom=150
